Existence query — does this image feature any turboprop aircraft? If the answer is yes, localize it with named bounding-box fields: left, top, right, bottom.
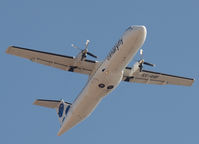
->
left=6, top=25, right=194, bottom=136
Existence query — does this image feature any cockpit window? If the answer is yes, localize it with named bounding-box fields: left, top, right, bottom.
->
left=126, top=26, right=133, bottom=32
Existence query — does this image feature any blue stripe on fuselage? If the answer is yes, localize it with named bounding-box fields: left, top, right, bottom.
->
left=65, top=105, right=71, bottom=116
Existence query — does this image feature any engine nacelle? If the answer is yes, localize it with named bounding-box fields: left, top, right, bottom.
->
left=128, top=61, right=140, bottom=76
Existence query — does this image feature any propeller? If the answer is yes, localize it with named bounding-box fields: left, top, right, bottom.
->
left=143, top=61, right=155, bottom=67
left=71, top=40, right=97, bottom=59
left=138, top=49, right=155, bottom=71
left=87, top=51, right=97, bottom=58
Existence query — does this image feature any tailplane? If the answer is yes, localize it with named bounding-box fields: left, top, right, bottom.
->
left=33, top=99, right=72, bottom=126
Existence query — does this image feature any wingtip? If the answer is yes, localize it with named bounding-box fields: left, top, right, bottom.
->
left=33, top=99, right=42, bottom=106
left=185, top=78, right=194, bottom=86
left=6, top=46, right=12, bottom=54
left=190, top=78, right=195, bottom=86
left=6, top=46, right=23, bottom=54
left=32, top=100, right=37, bottom=105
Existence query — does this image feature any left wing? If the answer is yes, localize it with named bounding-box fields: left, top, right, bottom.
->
left=6, top=46, right=101, bottom=75
left=123, top=67, right=194, bottom=86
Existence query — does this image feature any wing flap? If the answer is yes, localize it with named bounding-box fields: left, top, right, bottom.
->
left=6, top=46, right=99, bottom=75
left=123, top=68, right=194, bottom=86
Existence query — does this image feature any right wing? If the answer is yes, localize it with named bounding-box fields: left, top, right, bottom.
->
left=123, top=67, right=194, bottom=86
left=6, top=46, right=101, bottom=75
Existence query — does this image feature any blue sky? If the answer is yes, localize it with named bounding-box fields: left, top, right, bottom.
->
left=0, top=0, right=198, bottom=143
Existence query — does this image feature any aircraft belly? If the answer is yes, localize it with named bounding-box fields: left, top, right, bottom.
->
left=73, top=83, right=105, bottom=117
left=58, top=81, right=104, bottom=135
left=71, top=70, right=123, bottom=119
left=58, top=69, right=123, bottom=135
left=58, top=26, right=147, bottom=135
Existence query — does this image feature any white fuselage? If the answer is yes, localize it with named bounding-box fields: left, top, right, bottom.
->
left=57, top=26, right=147, bottom=136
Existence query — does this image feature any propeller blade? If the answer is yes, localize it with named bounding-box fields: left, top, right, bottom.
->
left=71, top=44, right=82, bottom=51
left=143, top=61, right=155, bottom=67
left=72, top=40, right=97, bottom=59
left=85, top=40, right=90, bottom=49
left=140, top=49, right=143, bottom=55
left=87, top=52, right=97, bottom=58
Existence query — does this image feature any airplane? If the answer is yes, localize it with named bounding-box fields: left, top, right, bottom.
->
left=6, top=25, right=194, bottom=136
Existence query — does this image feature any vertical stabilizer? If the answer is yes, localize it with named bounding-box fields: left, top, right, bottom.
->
left=55, top=100, right=71, bottom=126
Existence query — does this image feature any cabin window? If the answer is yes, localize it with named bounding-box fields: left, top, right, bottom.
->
left=98, top=83, right=105, bottom=88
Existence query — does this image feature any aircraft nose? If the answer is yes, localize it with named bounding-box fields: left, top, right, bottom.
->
left=133, top=25, right=146, bottom=33
left=133, top=25, right=147, bottom=39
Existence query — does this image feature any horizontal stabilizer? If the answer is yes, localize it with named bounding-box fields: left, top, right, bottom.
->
left=33, top=99, right=71, bottom=109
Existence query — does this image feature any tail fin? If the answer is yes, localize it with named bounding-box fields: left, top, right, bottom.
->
left=33, top=99, right=72, bottom=126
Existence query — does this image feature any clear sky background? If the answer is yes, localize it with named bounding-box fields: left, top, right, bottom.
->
left=0, top=0, right=198, bottom=144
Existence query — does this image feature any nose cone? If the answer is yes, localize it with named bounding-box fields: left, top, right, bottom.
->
left=125, top=25, right=147, bottom=38
left=133, top=25, right=147, bottom=34
left=133, top=25, right=147, bottom=43
left=122, top=25, right=147, bottom=53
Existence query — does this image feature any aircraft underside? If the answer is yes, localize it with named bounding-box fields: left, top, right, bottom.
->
left=6, top=25, right=194, bottom=136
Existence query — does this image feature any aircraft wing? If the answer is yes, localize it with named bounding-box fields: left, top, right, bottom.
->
left=6, top=46, right=101, bottom=75
left=123, top=67, right=194, bottom=86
